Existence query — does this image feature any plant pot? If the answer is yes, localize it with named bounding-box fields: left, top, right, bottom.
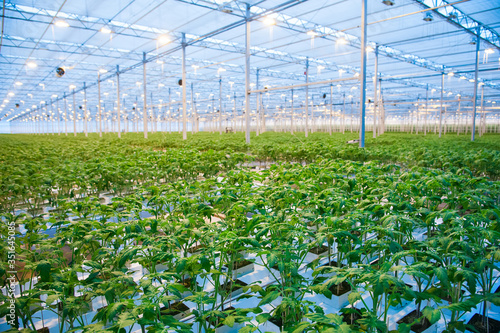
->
left=465, top=313, right=500, bottom=333
left=325, top=281, right=352, bottom=309
left=434, top=289, right=465, bottom=317
left=159, top=301, right=191, bottom=321
left=57, top=294, right=92, bottom=317
left=308, top=245, right=330, bottom=259
left=37, top=328, right=50, bottom=333
left=382, top=283, right=413, bottom=310
left=224, top=259, right=254, bottom=279
left=394, top=309, right=438, bottom=333
left=187, top=244, right=204, bottom=256
left=340, top=307, right=363, bottom=326
left=179, top=277, right=201, bottom=298
left=217, top=279, right=248, bottom=299
left=206, top=306, right=244, bottom=333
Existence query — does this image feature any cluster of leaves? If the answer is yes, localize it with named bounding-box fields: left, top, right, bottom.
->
left=1, top=146, right=499, bottom=332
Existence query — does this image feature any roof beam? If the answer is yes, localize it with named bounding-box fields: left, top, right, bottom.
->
left=411, top=0, right=500, bottom=50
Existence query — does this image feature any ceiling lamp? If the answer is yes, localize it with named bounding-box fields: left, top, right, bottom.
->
left=100, top=27, right=112, bottom=34
left=337, top=38, right=348, bottom=45
left=263, top=16, right=276, bottom=26
left=485, top=48, right=494, bottom=54
left=158, top=35, right=170, bottom=45
left=55, top=20, right=70, bottom=28
left=382, top=0, right=394, bottom=5
left=27, top=61, right=37, bottom=69
left=423, top=12, right=433, bottom=22
left=15, top=81, right=23, bottom=86
left=69, top=84, right=76, bottom=90
left=447, top=72, right=454, bottom=76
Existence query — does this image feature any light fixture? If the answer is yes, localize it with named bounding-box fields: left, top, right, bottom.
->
left=100, top=27, right=112, bottom=34
left=485, top=48, right=494, bottom=54
left=3, top=99, right=9, bottom=103
left=382, top=0, right=395, bottom=5
left=99, top=68, right=108, bottom=74
left=27, top=61, right=38, bottom=69
left=8, top=92, right=15, bottom=97
left=460, top=76, right=466, bottom=80
left=15, top=81, right=23, bottom=86
left=263, top=16, right=276, bottom=26
left=469, top=79, right=475, bottom=83
left=447, top=72, right=454, bottom=76
left=158, top=35, right=170, bottom=45
left=423, top=12, right=433, bottom=22
left=52, top=94, right=58, bottom=98
left=336, top=84, right=342, bottom=88
left=307, top=30, right=318, bottom=37
left=55, top=20, right=70, bottom=28
left=156, top=60, right=164, bottom=64
left=337, top=38, right=348, bottom=45
left=69, top=84, right=76, bottom=90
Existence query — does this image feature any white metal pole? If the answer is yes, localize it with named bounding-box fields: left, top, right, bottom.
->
left=342, top=93, right=346, bottom=134
left=373, top=45, right=378, bottom=138
left=219, top=77, right=223, bottom=134
left=290, top=89, right=294, bottom=135
left=439, top=73, right=444, bottom=138
left=329, top=85, right=333, bottom=135
left=64, top=93, right=68, bottom=136
left=50, top=99, right=54, bottom=135
left=72, top=90, right=77, bottom=137
left=143, top=53, right=148, bottom=139
left=56, top=98, right=60, bottom=135
left=245, top=4, right=251, bottom=144
left=305, top=58, right=309, bottom=137
left=480, top=84, right=484, bottom=136
left=191, top=83, right=195, bottom=134
left=98, top=72, right=102, bottom=137
left=471, top=27, right=480, bottom=141
left=359, top=0, right=367, bottom=148
left=116, top=65, right=121, bottom=138
left=182, top=34, right=187, bottom=140
left=83, top=82, right=88, bottom=137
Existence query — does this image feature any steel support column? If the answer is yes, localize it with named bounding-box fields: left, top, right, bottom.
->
left=116, top=65, right=121, bottom=138
left=245, top=4, right=251, bottom=144
left=471, top=27, right=480, bottom=141
left=359, top=0, right=367, bottom=148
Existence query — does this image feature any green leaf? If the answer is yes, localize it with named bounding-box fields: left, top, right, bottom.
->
left=292, top=322, right=310, bottom=333
left=267, top=253, right=278, bottom=268
left=256, top=313, right=271, bottom=324
left=238, top=326, right=256, bottom=333
left=258, top=290, right=280, bottom=306
left=223, top=315, right=235, bottom=327
left=348, top=291, right=361, bottom=305
left=422, top=306, right=440, bottom=324
left=397, top=322, right=412, bottom=333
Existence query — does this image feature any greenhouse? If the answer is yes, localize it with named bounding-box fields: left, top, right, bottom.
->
left=0, top=0, right=500, bottom=332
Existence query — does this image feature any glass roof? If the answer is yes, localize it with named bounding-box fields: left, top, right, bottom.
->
left=1, top=0, right=499, bottom=127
